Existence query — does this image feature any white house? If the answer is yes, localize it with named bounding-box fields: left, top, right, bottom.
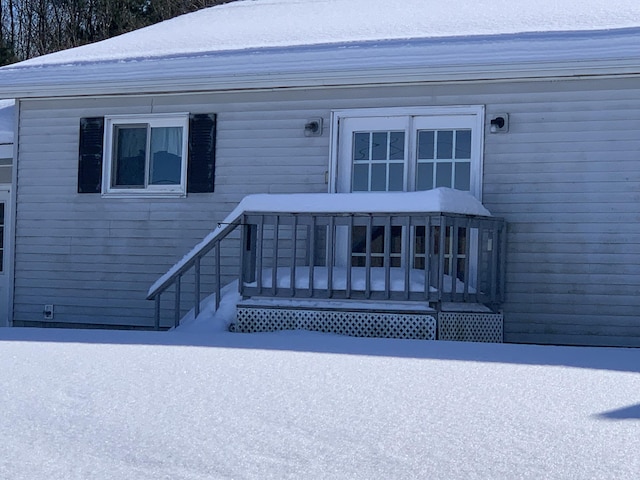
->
left=0, top=0, right=639, bottom=346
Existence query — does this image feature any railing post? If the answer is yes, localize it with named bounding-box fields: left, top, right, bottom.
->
left=271, top=215, right=279, bottom=296
left=463, top=218, right=471, bottom=302
left=365, top=215, right=372, bottom=298
left=346, top=215, right=353, bottom=298
left=256, top=216, right=264, bottom=295
left=383, top=215, right=391, bottom=300
left=424, top=216, right=432, bottom=301
left=437, top=216, right=446, bottom=301
left=403, top=216, right=411, bottom=301
left=327, top=216, right=335, bottom=297
left=215, top=243, right=221, bottom=311
left=241, top=221, right=257, bottom=284
left=290, top=215, right=298, bottom=296
left=174, top=275, right=181, bottom=328
left=194, top=256, right=201, bottom=318
left=499, top=221, right=507, bottom=304
left=308, top=217, right=315, bottom=297
left=451, top=217, right=459, bottom=298
left=154, top=294, right=161, bottom=331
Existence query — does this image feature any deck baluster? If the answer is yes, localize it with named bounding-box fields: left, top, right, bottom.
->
left=174, top=275, right=181, bottom=328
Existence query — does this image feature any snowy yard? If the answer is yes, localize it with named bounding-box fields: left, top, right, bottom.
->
left=0, top=324, right=638, bottom=480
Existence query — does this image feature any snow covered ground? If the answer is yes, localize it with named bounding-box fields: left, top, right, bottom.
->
left=1, top=317, right=638, bottom=479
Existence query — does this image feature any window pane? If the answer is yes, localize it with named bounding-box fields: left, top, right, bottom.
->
left=417, top=131, right=434, bottom=159
left=454, top=162, right=471, bottom=190
left=149, top=126, right=183, bottom=185
left=417, top=162, right=434, bottom=190
left=113, top=126, right=146, bottom=187
left=436, top=162, right=453, bottom=187
left=389, top=131, right=405, bottom=160
left=352, top=164, right=369, bottom=191
left=388, top=163, right=404, bottom=191
left=353, top=133, right=369, bottom=161
left=436, top=130, right=453, bottom=159
left=371, top=132, right=387, bottom=160
left=455, top=130, right=472, bottom=159
left=371, top=163, right=387, bottom=191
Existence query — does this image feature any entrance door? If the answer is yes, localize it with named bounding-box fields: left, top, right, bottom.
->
left=0, top=188, right=10, bottom=326
left=333, top=107, right=483, bottom=275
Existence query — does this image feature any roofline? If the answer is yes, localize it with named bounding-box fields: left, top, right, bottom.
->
left=2, top=59, right=640, bottom=100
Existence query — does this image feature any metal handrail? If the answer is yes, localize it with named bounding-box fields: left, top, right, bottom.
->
left=146, top=217, right=242, bottom=329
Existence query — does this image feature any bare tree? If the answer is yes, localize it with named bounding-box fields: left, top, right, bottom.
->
left=0, top=0, right=235, bottom=65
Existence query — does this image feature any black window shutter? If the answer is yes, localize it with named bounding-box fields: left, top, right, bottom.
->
left=78, top=117, right=105, bottom=193
left=188, top=113, right=216, bottom=193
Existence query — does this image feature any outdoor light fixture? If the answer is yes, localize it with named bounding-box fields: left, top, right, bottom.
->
left=489, top=113, right=509, bottom=133
left=304, top=117, right=323, bottom=136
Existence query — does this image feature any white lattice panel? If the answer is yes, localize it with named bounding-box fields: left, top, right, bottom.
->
left=438, top=312, right=503, bottom=343
left=234, top=307, right=436, bottom=340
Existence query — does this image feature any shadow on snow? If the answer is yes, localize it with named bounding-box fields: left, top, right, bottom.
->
left=1, top=326, right=639, bottom=374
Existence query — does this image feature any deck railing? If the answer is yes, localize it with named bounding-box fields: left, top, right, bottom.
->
left=239, top=211, right=506, bottom=306
left=147, top=210, right=506, bottom=329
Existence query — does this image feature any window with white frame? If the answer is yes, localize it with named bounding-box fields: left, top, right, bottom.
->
left=102, top=114, right=189, bottom=196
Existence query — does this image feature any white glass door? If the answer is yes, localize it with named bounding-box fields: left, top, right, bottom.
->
left=334, top=108, right=483, bottom=280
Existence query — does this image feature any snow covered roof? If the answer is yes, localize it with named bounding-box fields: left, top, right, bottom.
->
left=0, top=99, right=14, bottom=145
left=1, top=0, right=640, bottom=98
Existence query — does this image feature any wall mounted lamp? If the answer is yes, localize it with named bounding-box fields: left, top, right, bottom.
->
left=304, top=117, right=323, bottom=137
left=490, top=113, right=509, bottom=134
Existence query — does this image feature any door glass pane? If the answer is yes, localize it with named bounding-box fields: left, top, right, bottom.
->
left=351, top=130, right=406, bottom=193
left=436, top=130, right=453, bottom=159
left=436, top=162, right=452, bottom=187
left=371, top=163, right=387, bottom=191
left=352, top=164, right=369, bottom=191
left=455, top=130, right=472, bottom=159
left=389, top=131, right=405, bottom=160
left=113, top=125, right=146, bottom=187
left=371, top=132, right=387, bottom=160
left=353, top=133, right=370, bottom=161
left=417, top=131, right=435, bottom=159
left=417, top=162, right=434, bottom=191
left=454, top=162, right=471, bottom=190
left=149, top=126, right=182, bottom=185
left=388, top=163, right=404, bottom=191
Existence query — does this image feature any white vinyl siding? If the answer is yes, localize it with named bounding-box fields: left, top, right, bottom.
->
left=11, top=77, right=640, bottom=346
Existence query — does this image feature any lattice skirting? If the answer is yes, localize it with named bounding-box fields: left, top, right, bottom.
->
left=234, top=307, right=437, bottom=340
left=438, top=312, right=503, bottom=343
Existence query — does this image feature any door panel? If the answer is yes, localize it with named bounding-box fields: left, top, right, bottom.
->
left=335, top=111, right=482, bottom=280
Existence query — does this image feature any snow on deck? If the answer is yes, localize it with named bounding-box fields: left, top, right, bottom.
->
left=148, top=188, right=491, bottom=296
left=10, top=0, right=640, bottom=68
